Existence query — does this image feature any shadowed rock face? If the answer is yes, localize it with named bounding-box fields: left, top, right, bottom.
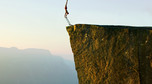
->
left=67, top=24, right=152, bottom=84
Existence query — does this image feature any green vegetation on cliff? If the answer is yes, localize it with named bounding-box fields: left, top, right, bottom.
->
left=67, top=24, right=152, bottom=84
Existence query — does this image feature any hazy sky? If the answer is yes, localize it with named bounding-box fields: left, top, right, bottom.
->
left=0, top=0, right=152, bottom=60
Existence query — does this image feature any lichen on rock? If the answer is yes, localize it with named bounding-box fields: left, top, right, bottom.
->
left=67, top=24, right=152, bottom=84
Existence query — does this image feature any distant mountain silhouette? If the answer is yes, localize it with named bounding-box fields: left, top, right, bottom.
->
left=0, top=47, right=78, bottom=84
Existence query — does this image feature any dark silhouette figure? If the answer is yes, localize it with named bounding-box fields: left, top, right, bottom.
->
left=64, top=0, right=72, bottom=25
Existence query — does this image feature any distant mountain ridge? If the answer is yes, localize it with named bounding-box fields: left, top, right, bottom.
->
left=0, top=47, right=78, bottom=84
left=0, top=47, right=51, bottom=55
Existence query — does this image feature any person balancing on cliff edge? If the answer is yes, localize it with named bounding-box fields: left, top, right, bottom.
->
left=64, top=0, right=72, bottom=25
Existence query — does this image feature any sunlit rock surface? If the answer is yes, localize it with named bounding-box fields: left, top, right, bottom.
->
left=67, top=24, right=152, bottom=84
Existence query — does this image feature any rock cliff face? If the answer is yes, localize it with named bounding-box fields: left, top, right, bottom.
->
left=67, top=24, right=152, bottom=84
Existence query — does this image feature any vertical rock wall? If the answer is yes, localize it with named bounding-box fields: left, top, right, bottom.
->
left=67, top=24, right=152, bottom=84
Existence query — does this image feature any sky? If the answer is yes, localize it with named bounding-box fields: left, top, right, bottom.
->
left=0, top=0, right=152, bottom=60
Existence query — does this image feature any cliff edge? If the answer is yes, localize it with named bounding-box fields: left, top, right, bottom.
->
left=67, top=24, right=152, bottom=84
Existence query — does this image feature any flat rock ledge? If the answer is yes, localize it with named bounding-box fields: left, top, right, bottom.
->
left=67, top=24, right=152, bottom=84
